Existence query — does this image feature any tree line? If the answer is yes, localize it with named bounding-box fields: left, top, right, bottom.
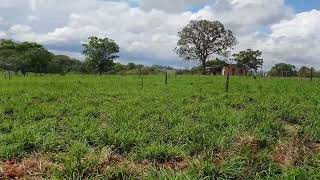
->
left=0, top=39, right=83, bottom=75
left=0, top=39, right=175, bottom=75
left=0, top=19, right=316, bottom=77
left=269, top=63, right=319, bottom=77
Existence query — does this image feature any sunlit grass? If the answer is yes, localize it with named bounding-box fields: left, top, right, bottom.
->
left=1, top=74, right=320, bottom=179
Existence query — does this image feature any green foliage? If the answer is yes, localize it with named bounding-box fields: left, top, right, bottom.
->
left=207, top=58, right=227, bottom=69
left=25, top=46, right=53, bottom=74
left=297, top=66, right=319, bottom=78
left=82, top=36, right=120, bottom=75
left=176, top=20, right=237, bottom=74
left=233, top=49, right=263, bottom=74
left=269, top=63, right=297, bottom=77
left=0, top=39, right=87, bottom=75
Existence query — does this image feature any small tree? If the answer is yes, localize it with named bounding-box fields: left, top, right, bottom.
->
left=233, top=49, right=263, bottom=75
left=82, top=37, right=119, bottom=75
left=176, top=20, right=237, bottom=75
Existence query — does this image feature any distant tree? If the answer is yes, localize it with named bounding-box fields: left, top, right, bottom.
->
left=176, top=20, right=237, bottom=75
left=137, top=64, right=144, bottom=69
left=298, top=66, right=312, bottom=77
left=25, top=47, right=53, bottom=74
left=47, top=55, right=82, bottom=74
left=0, top=40, right=16, bottom=56
left=82, top=37, right=119, bottom=75
left=204, top=58, right=227, bottom=75
left=127, top=62, right=137, bottom=70
left=151, top=65, right=174, bottom=70
left=0, top=40, right=49, bottom=74
left=0, top=40, right=22, bottom=72
left=233, top=49, right=263, bottom=75
left=52, top=55, right=73, bottom=66
left=0, top=39, right=89, bottom=75
left=207, top=58, right=227, bottom=69
left=113, top=63, right=126, bottom=72
left=270, top=63, right=297, bottom=77
left=79, top=61, right=94, bottom=74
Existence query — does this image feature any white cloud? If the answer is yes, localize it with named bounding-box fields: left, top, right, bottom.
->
left=49, top=49, right=84, bottom=60
left=9, top=24, right=32, bottom=34
left=0, top=31, right=7, bottom=39
left=7, top=24, right=38, bottom=42
left=0, top=0, right=319, bottom=68
left=261, top=10, right=320, bottom=68
left=27, top=15, right=40, bottom=22
left=0, top=0, right=17, bottom=8
left=209, top=0, right=293, bottom=33
left=140, top=0, right=209, bottom=13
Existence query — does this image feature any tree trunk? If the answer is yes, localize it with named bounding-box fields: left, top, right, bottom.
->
left=202, top=60, right=206, bottom=75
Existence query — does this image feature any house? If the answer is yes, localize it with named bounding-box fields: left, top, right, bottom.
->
left=222, top=64, right=246, bottom=76
left=205, top=67, right=223, bottom=75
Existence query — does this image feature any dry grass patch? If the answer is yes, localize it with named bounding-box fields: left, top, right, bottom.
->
left=273, top=138, right=320, bottom=167
left=0, top=154, right=54, bottom=179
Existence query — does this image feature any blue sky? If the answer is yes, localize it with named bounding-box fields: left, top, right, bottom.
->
left=286, top=0, right=320, bottom=12
left=1, top=0, right=320, bottom=69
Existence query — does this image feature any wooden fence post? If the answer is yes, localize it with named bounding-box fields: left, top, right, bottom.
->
left=141, top=77, right=144, bottom=89
left=311, top=67, right=313, bottom=81
left=165, top=71, right=168, bottom=85
left=225, top=72, right=230, bottom=92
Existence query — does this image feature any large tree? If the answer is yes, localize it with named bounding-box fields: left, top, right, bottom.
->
left=82, top=37, right=119, bottom=75
left=0, top=40, right=51, bottom=75
left=176, top=20, right=237, bottom=75
left=233, top=49, right=263, bottom=75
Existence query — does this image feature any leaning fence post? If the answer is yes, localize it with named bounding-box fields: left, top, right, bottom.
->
left=165, top=71, right=168, bottom=85
left=141, top=77, right=144, bottom=89
left=225, top=72, right=230, bottom=92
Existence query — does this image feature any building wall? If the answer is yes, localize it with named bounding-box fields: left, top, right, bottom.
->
left=222, top=65, right=245, bottom=76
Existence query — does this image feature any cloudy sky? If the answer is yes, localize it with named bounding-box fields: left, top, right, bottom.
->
left=0, top=0, right=320, bottom=69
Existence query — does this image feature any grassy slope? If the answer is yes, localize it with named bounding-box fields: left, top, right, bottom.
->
left=0, top=74, right=320, bottom=179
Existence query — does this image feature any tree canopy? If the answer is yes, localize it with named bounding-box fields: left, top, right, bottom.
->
left=176, top=20, right=237, bottom=75
left=233, top=49, right=263, bottom=75
left=270, top=63, right=297, bottom=77
left=82, top=37, right=120, bottom=75
left=298, top=66, right=312, bottom=77
left=207, top=58, right=227, bottom=69
left=0, top=39, right=86, bottom=75
left=0, top=40, right=52, bottom=74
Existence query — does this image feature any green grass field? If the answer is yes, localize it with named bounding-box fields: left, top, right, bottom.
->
left=1, top=74, right=320, bottom=179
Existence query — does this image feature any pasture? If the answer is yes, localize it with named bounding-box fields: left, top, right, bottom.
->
left=1, top=74, right=320, bottom=179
